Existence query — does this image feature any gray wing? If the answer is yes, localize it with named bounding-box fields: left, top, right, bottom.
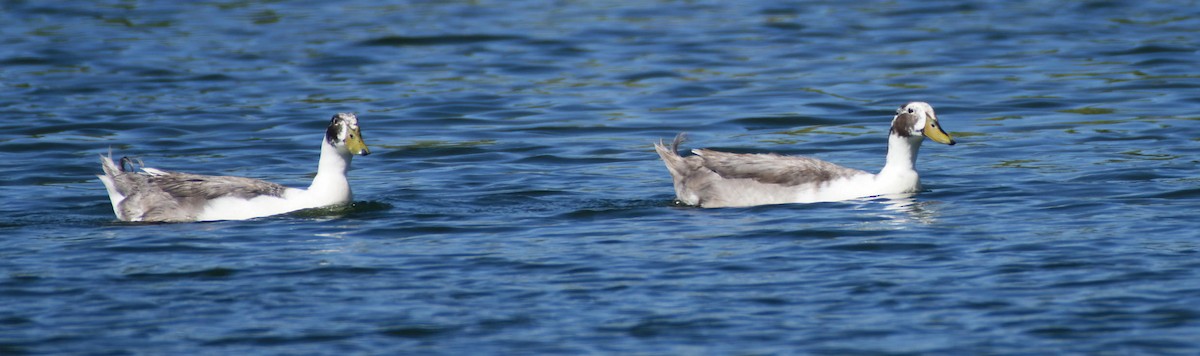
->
left=149, top=172, right=289, bottom=200
left=100, top=153, right=291, bottom=222
left=693, top=149, right=868, bottom=186
left=111, top=170, right=289, bottom=222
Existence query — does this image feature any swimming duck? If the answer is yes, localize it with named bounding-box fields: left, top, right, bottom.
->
left=655, top=102, right=955, bottom=208
left=98, top=113, right=370, bottom=222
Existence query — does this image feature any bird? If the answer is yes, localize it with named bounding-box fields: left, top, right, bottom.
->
left=654, top=101, right=956, bottom=208
left=97, top=113, right=371, bottom=222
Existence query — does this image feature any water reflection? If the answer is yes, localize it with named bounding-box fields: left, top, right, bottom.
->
left=864, top=193, right=941, bottom=226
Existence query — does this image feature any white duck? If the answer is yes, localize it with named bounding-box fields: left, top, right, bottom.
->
left=655, top=102, right=956, bottom=208
left=98, top=113, right=370, bottom=222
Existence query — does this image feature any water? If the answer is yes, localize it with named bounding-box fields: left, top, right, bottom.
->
left=2, top=0, right=1199, bottom=353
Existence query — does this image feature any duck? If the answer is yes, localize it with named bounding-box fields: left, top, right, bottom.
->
left=654, top=101, right=956, bottom=208
left=98, top=113, right=370, bottom=222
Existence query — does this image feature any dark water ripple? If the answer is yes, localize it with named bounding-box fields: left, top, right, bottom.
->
left=3, top=0, right=1200, bottom=354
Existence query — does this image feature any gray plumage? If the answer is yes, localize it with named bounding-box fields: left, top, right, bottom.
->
left=689, top=149, right=866, bottom=186
left=654, top=133, right=867, bottom=207
left=99, top=154, right=287, bottom=222
left=890, top=112, right=919, bottom=137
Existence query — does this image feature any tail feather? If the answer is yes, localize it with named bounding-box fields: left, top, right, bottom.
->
left=98, top=152, right=129, bottom=221
left=99, top=152, right=124, bottom=178
left=654, top=133, right=689, bottom=178
left=669, top=132, right=686, bottom=153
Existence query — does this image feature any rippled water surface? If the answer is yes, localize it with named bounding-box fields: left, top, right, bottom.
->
left=3, top=0, right=1200, bottom=354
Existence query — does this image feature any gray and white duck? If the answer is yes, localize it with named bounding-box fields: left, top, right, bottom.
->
left=655, top=102, right=956, bottom=208
left=98, top=113, right=370, bottom=222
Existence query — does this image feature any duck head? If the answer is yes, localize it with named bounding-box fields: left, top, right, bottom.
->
left=890, top=102, right=956, bottom=145
left=326, top=113, right=371, bottom=156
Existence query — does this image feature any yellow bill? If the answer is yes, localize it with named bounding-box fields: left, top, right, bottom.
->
left=346, top=127, right=371, bottom=155
left=924, top=115, right=956, bottom=145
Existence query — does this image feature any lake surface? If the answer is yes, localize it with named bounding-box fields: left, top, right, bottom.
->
left=2, top=0, right=1199, bottom=354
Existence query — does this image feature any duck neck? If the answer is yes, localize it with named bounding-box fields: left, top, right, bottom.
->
left=307, top=140, right=353, bottom=200
left=880, top=133, right=922, bottom=174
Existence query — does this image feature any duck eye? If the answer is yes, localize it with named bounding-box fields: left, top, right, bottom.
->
left=907, top=108, right=914, bottom=114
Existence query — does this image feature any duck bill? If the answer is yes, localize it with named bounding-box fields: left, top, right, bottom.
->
left=924, top=115, right=956, bottom=145
left=346, top=127, right=371, bottom=156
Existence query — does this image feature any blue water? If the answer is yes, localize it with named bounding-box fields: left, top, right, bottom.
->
left=3, top=0, right=1200, bottom=354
